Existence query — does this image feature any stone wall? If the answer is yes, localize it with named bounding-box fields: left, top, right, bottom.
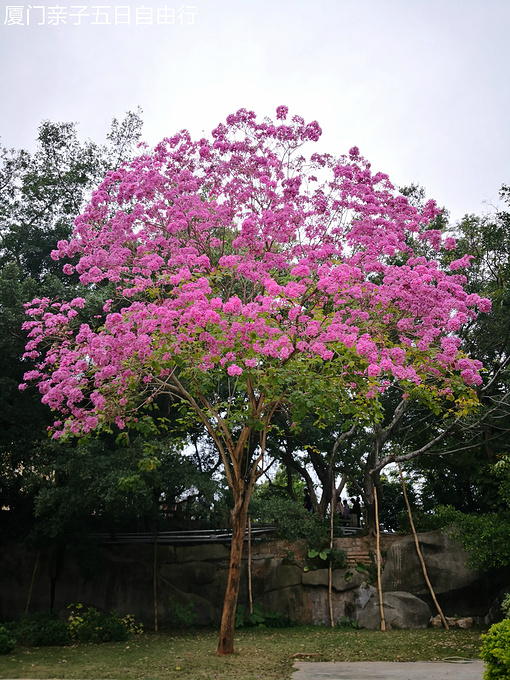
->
left=0, top=531, right=507, bottom=627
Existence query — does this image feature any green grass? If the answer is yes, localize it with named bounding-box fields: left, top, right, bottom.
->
left=0, top=627, right=485, bottom=680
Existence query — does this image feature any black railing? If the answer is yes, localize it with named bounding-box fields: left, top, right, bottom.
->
left=95, top=525, right=277, bottom=544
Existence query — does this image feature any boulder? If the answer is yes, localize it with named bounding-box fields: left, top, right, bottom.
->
left=429, top=614, right=473, bottom=629
left=301, top=567, right=367, bottom=591
left=159, top=561, right=216, bottom=588
left=381, top=530, right=509, bottom=617
left=258, top=585, right=315, bottom=624
left=429, top=614, right=443, bottom=628
left=261, top=564, right=302, bottom=591
left=358, top=591, right=431, bottom=630
left=485, top=587, right=510, bottom=624
left=456, top=617, right=473, bottom=629
left=160, top=583, right=216, bottom=627
left=381, top=531, right=477, bottom=594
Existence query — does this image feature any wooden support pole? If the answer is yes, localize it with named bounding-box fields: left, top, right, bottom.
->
left=153, top=531, right=158, bottom=632
left=25, top=551, right=40, bottom=616
left=374, top=486, right=386, bottom=630
left=398, top=463, right=449, bottom=630
left=248, top=516, right=253, bottom=615
left=328, top=475, right=335, bottom=627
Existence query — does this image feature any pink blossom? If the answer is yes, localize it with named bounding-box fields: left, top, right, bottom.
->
left=450, top=254, right=474, bottom=271
left=478, top=298, right=491, bottom=313
left=367, top=364, right=381, bottom=377
left=19, top=106, right=486, bottom=442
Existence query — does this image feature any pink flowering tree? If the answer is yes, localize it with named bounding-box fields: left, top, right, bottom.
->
left=21, top=107, right=489, bottom=653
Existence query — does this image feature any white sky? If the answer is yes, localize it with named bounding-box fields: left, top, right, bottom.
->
left=1, top=0, right=509, bottom=223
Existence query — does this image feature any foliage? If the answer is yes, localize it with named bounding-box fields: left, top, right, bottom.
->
left=412, top=506, right=510, bottom=570
left=0, top=624, right=16, bottom=655
left=250, top=492, right=330, bottom=546
left=336, top=615, right=358, bottom=629
left=235, top=604, right=292, bottom=629
left=501, top=593, right=510, bottom=619
left=0, top=111, right=144, bottom=543
left=307, top=547, right=347, bottom=569
left=480, top=619, right=510, bottom=680
left=67, top=604, right=137, bottom=643
left=375, top=472, right=419, bottom=532
left=9, top=613, right=71, bottom=647
left=26, top=432, right=218, bottom=548
left=166, top=598, right=198, bottom=629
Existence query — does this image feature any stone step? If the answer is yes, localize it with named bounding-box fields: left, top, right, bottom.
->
left=345, top=552, right=372, bottom=566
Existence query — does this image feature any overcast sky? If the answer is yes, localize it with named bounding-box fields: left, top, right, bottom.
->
left=1, top=0, right=509, bottom=223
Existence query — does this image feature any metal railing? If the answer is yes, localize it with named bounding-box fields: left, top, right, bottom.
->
left=95, top=525, right=277, bottom=545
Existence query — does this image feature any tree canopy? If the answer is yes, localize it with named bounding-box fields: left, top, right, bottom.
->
left=20, top=106, right=490, bottom=653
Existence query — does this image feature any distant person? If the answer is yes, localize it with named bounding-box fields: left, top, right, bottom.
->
left=342, top=499, right=350, bottom=520
left=303, top=487, right=313, bottom=513
left=352, top=496, right=362, bottom=527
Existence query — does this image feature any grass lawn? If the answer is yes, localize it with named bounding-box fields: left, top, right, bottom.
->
left=0, top=626, right=485, bottom=680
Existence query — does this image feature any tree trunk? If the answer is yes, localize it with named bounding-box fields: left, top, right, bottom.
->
left=363, top=468, right=380, bottom=534
left=216, top=497, right=250, bottom=655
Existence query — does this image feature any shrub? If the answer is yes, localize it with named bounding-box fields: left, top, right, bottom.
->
left=480, top=619, right=510, bottom=680
left=250, top=494, right=330, bottom=546
left=306, top=547, right=347, bottom=569
left=501, top=593, right=510, bottom=619
left=235, top=603, right=292, bottom=629
left=11, top=613, right=71, bottom=647
left=0, top=624, right=16, bottom=655
left=67, top=604, right=129, bottom=643
left=167, top=598, right=198, bottom=628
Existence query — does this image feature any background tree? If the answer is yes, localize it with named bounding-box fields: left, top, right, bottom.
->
left=22, top=107, right=488, bottom=654
left=0, top=111, right=143, bottom=539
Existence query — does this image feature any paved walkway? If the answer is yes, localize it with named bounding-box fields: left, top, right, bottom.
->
left=292, top=660, right=485, bottom=679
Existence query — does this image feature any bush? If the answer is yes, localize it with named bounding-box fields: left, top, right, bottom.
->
left=480, top=619, right=510, bottom=680
left=68, top=604, right=129, bottom=643
left=501, top=593, right=510, bottom=619
left=306, top=547, right=347, bottom=569
left=235, top=603, right=292, bottom=629
left=412, top=507, right=510, bottom=571
left=10, top=613, right=71, bottom=647
left=0, top=624, right=16, bottom=655
left=249, top=494, right=330, bottom=546
left=167, top=598, right=198, bottom=628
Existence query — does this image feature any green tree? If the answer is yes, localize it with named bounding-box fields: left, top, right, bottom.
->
left=0, top=111, right=143, bottom=539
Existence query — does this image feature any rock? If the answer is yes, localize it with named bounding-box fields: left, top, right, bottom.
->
left=430, top=614, right=443, bottom=628
left=161, top=584, right=216, bottom=626
left=173, top=543, right=230, bottom=562
left=333, top=568, right=367, bottom=592
left=259, top=585, right=315, bottom=624
left=262, top=564, right=302, bottom=591
left=381, top=530, right=509, bottom=617
left=381, top=531, right=477, bottom=594
left=485, top=587, right=510, bottom=625
left=456, top=617, right=473, bottom=629
left=301, top=567, right=366, bottom=591
left=159, top=561, right=216, bottom=587
left=358, top=591, right=431, bottom=630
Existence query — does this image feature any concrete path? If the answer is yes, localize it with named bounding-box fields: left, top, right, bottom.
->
left=293, top=660, right=485, bottom=679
